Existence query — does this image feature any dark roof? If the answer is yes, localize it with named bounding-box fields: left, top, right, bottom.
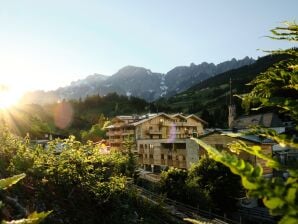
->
left=198, top=129, right=275, bottom=144
left=231, top=113, right=284, bottom=129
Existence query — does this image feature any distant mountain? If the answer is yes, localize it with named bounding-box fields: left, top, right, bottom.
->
left=164, top=56, right=255, bottom=95
left=21, top=57, right=255, bottom=104
left=103, top=66, right=165, bottom=100
left=56, top=73, right=108, bottom=100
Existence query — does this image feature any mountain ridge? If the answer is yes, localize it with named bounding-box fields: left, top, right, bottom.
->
left=21, top=57, right=255, bottom=104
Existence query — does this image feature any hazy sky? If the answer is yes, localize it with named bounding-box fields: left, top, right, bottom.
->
left=0, top=0, right=297, bottom=92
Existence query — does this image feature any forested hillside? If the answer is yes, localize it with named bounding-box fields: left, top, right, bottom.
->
left=1, top=93, right=149, bottom=139
left=155, top=53, right=291, bottom=128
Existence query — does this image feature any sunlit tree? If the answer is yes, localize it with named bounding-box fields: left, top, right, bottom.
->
left=193, top=22, right=298, bottom=224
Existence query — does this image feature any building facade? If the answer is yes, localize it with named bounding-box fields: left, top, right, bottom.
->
left=107, top=113, right=207, bottom=170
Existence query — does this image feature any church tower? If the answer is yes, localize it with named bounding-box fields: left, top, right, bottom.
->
left=228, top=78, right=236, bottom=128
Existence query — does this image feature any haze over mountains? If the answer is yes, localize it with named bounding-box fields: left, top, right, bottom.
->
left=22, top=57, right=254, bottom=104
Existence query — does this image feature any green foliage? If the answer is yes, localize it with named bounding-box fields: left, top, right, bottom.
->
left=0, top=174, right=51, bottom=224
left=160, top=159, right=241, bottom=211
left=187, top=157, right=242, bottom=211
left=0, top=105, right=53, bottom=139
left=121, top=137, right=137, bottom=177
left=0, top=174, right=25, bottom=190
left=80, top=114, right=109, bottom=142
left=160, top=168, right=191, bottom=203
left=0, top=126, right=174, bottom=223
left=194, top=22, right=298, bottom=224
left=2, top=211, right=51, bottom=224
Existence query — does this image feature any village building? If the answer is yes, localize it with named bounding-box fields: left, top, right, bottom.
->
left=106, top=113, right=207, bottom=171
left=197, top=130, right=274, bottom=175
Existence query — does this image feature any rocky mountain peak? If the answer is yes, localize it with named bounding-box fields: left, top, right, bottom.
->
left=21, top=57, right=255, bottom=104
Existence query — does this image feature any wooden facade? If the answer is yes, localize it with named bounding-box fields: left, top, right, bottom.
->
left=107, top=113, right=207, bottom=170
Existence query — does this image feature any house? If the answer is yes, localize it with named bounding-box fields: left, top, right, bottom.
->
left=198, top=130, right=275, bottom=175
left=106, top=113, right=207, bottom=171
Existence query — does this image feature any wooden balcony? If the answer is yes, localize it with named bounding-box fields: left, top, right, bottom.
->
left=178, top=161, right=187, bottom=169
left=175, top=122, right=187, bottom=126
left=173, top=160, right=179, bottom=167
left=146, top=129, right=162, bottom=135
left=122, top=130, right=134, bottom=136
left=109, top=139, right=122, bottom=143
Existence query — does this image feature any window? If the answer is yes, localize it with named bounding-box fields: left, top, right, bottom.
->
left=149, top=154, right=153, bottom=159
left=168, top=155, right=172, bottom=160
left=161, top=154, right=164, bottom=159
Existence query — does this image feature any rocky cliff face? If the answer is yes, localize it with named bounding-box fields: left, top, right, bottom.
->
left=21, top=57, right=255, bottom=104
left=164, top=56, right=255, bottom=95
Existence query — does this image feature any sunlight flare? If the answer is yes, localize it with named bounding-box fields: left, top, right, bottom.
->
left=0, top=85, right=23, bottom=109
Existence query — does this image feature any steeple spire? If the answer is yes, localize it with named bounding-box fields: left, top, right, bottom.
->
left=228, top=77, right=236, bottom=128
left=229, top=77, right=232, bottom=105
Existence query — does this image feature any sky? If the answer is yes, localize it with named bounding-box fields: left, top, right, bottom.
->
left=0, top=0, right=297, bottom=93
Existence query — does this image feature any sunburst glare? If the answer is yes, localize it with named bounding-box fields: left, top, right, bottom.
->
left=0, top=85, right=22, bottom=109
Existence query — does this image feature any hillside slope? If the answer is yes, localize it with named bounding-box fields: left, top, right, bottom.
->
left=155, top=54, right=289, bottom=127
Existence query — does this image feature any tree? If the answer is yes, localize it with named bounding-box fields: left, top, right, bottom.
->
left=80, top=114, right=110, bottom=142
left=121, top=137, right=137, bottom=177
left=159, top=159, right=241, bottom=211
left=193, top=22, right=298, bottom=224
left=160, top=167, right=191, bottom=203
left=187, top=157, right=242, bottom=211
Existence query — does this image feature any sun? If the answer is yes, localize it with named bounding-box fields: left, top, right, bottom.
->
left=0, top=86, right=22, bottom=109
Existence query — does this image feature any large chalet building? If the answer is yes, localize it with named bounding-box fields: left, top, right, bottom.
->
left=106, top=113, right=207, bottom=171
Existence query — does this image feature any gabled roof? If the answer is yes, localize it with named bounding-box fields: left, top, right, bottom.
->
left=186, top=114, right=208, bottom=125
left=171, top=113, right=187, bottom=119
left=132, top=113, right=174, bottom=126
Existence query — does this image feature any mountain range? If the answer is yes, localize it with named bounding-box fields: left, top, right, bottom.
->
left=21, top=57, right=254, bottom=104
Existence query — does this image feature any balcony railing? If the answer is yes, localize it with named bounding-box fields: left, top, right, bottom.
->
left=179, top=161, right=187, bottom=169
left=167, top=160, right=173, bottom=166
left=109, top=139, right=122, bottom=143
left=122, top=130, right=134, bottom=135
left=174, top=122, right=187, bottom=126
left=146, top=129, right=162, bottom=135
